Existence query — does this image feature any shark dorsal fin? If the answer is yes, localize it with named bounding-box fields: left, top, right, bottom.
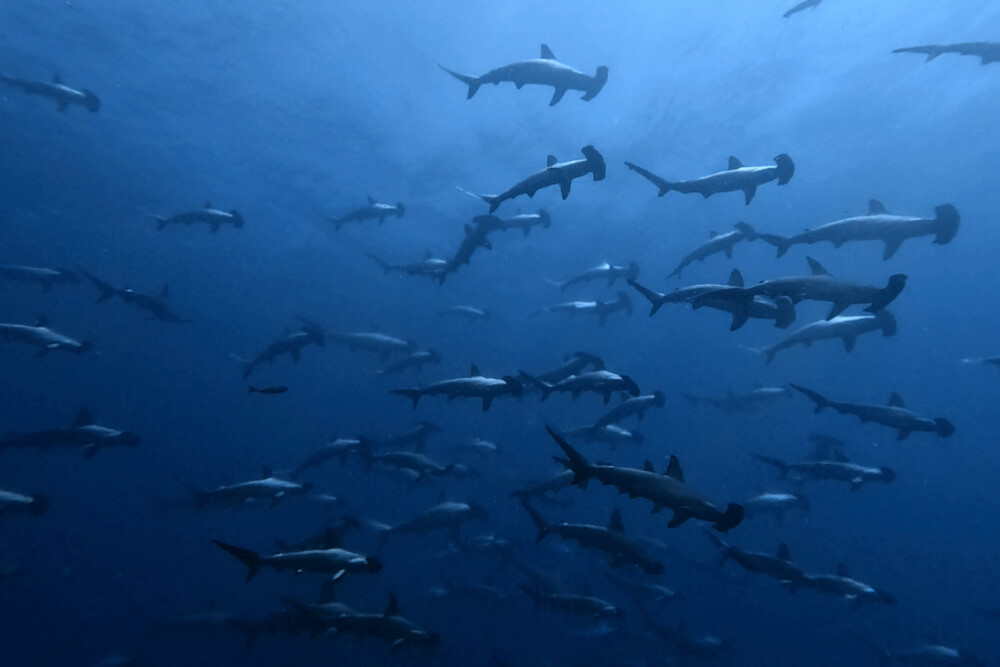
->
left=470, top=364, right=481, bottom=377
left=806, top=257, right=831, bottom=276
left=728, top=269, right=744, bottom=287
left=665, top=455, right=684, bottom=482
left=643, top=460, right=655, bottom=472
left=384, top=593, right=400, bottom=617
left=833, top=449, right=850, bottom=463
left=868, top=199, right=889, bottom=215
left=72, top=407, right=93, bottom=428
left=540, top=44, right=556, bottom=60
left=161, top=285, right=170, bottom=299
left=53, top=71, right=63, bottom=84
left=709, top=230, right=718, bottom=238
left=836, top=563, right=850, bottom=578
left=546, top=155, right=558, bottom=167
left=777, top=542, right=791, bottom=561
left=423, top=250, right=432, bottom=259
left=204, top=200, right=213, bottom=209
left=728, top=156, right=743, bottom=170
left=35, top=315, right=49, bottom=328
left=887, top=393, right=905, bottom=408
left=367, top=196, right=376, bottom=205
left=609, top=508, right=625, bottom=533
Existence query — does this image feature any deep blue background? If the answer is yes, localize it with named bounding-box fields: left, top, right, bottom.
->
left=2, top=1, right=999, bottom=665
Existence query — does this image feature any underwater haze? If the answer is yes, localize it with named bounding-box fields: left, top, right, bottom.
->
left=2, top=0, right=1000, bottom=665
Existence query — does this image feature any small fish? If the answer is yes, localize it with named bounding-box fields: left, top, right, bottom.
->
left=248, top=385, right=289, bottom=394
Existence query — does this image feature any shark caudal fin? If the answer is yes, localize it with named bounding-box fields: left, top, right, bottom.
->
left=789, top=384, right=831, bottom=413
left=519, top=499, right=551, bottom=542
left=365, top=253, right=392, bottom=274
left=713, top=504, right=744, bottom=532
left=627, top=279, right=666, bottom=317
left=774, top=154, right=795, bottom=185
left=892, top=45, right=945, bottom=62
left=456, top=186, right=503, bottom=213
left=757, top=232, right=793, bottom=257
left=519, top=372, right=554, bottom=400
left=80, top=270, right=117, bottom=303
left=395, top=202, right=405, bottom=218
left=624, top=161, right=673, bottom=197
left=864, top=274, right=907, bottom=313
left=438, top=64, right=482, bottom=99
left=389, top=388, right=422, bottom=409
left=212, top=540, right=264, bottom=582
left=932, top=204, right=960, bottom=244
left=545, top=425, right=592, bottom=487
left=752, top=453, right=790, bottom=477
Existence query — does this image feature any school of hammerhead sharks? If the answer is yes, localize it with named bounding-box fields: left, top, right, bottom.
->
left=2, top=1, right=999, bottom=665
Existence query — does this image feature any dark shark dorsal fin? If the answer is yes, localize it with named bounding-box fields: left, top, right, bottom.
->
left=665, top=455, right=684, bottom=482
left=728, top=269, right=744, bottom=287
left=806, top=257, right=831, bottom=276
left=204, top=200, right=213, bottom=209
left=777, top=542, right=791, bottom=561
left=35, top=315, right=49, bottom=328
left=423, top=250, right=433, bottom=259
left=367, top=196, right=376, bottom=205
left=53, top=71, right=62, bottom=84
left=887, top=393, right=905, bottom=408
left=384, top=593, right=401, bottom=617
left=833, top=449, right=850, bottom=463
left=643, top=460, right=655, bottom=472
left=609, top=508, right=625, bottom=534
left=836, top=563, right=850, bottom=578
left=540, top=44, right=556, bottom=60
left=261, top=466, right=273, bottom=478
left=436, top=490, right=447, bottom=505
left=728, top=156, right=743, bottom=170
left=546, top=155, right=558, bottom=168
left=72, top=407, right=93, bottom=428
left=161, top=284, right=170, bottom=299
left=709, top=230, right=718, bottom=238
left=868, top=199, right=889, bottom=215
left=470, top=364, right=482, bottom=377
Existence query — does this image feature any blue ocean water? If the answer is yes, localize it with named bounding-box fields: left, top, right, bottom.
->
left=2, top=1, right=999, bottom=665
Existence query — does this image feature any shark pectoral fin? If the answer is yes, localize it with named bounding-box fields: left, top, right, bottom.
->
left=843, top=336, right=857, bottom=352
left=482, top=395, right=494, bottom=411
left=549, top=88, right=567, bottom=106
left=826, top=302, right=849, bottom=320
left=882, top=238, right=903, bottom=260
left=724, top=246, right=733, bottom=259
left=667, top=511, right=689, bottom=528
left=558, top=179, right=572, bottom=200
left=730, top=311, right=749, bottom=331
left=743, top=186, right=758, bottom=205
left=850, top=478, right=862, bottom=492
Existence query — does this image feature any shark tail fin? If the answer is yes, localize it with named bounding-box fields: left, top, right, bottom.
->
left=81, top=270, right=116, bottom=303
left=212, top=540, right=263, bottom=582
left=932, top=204, right=960, bottom=244
left=758, top=232, right=793, bottom=257
left=365, top=253, right=392, bottom=274
left=752, top=453, right=789, bottom=477
left=438, top=64, right=481, bottom=99
left=519, top=371, right=553, bottom=400
left=545, top=425, right=592, bottom=487
left=790, top=384, right=830, bottom=413
left=519, top=499, right=550, bottom=542
left=389, top=389, right=421, bottom=409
